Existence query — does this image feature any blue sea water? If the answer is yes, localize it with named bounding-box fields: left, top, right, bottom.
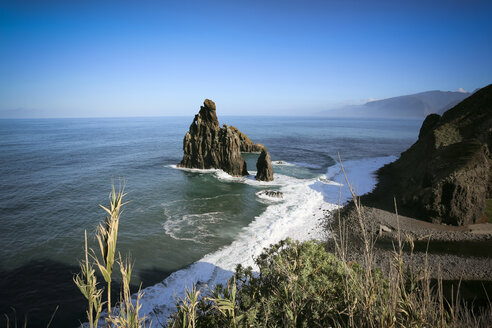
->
left=0, top=116, right=421, bottom=326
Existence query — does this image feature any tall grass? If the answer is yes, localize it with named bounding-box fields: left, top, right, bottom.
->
left=2, top=305, right=58, bottom=328
left=95, top=184, right=127, bottom=318
left=74, top=184, right=149, bottom=328
left=74, top=230, right=103, bottom=328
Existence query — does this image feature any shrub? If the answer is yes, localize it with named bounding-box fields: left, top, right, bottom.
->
left=234, top=238, right=350, bottom=327
left=169, top=239, right=356, bottom=328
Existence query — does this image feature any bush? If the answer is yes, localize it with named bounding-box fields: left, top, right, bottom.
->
left=169, top=236, right=491, bottom=328
left=169, top=239, right=356, bottom=327
left=234, top=238, right=350, bottom=327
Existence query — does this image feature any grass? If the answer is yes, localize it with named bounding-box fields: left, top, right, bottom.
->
left=74, top=183, right=149, bottom=328
left=2, top=307, right=58, bottom=328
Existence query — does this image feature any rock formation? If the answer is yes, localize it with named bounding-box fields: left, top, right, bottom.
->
left=178, top=99, right=274, bottom=181
left=366, top=84, right=492, bottom=226
left=229, top=126, right=265, bottom=152
left=256, top=149, right=274, bottom=181
left=258, top=190, right=283, bottom=198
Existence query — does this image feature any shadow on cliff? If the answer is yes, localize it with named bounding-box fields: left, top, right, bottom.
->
left=359, top=168, right=420, bottom=218
left=0, top=260, right=179, bottom=328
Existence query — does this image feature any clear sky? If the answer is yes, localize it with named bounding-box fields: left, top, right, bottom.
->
left=1, top=0, right=491, bottom=118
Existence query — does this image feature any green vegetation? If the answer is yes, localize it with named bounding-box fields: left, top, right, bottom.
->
left=169, top=236, right=491, bottom=327
left=486, top=199, right=492, bottom=223
left=74, top=184, right=149, bottom=328
left=7, top=181, right=489, bottom=327
left=169, top=239, right=354, bottom=327
left=168, top=162, right=492, bottom=328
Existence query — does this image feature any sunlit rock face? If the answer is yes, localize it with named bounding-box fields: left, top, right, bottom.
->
left=373, top=84, right=492, bottom=225
left=179, top=99, right=274, bottom=181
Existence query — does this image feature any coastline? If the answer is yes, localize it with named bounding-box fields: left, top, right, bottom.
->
left=136, top=156, right=402, bottom=324
left=326, top=204, right=492, bottom=281
left=137, top=169, right=337, bottom=324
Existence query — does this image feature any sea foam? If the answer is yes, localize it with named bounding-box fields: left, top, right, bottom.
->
left=138, top=156, right=393, bottom=324
left=138, top=167, right=335, bottom=323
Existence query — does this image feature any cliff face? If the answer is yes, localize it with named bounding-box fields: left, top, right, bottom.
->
left=178, top=99, right=273, bottom=180
left=371, top=84, right=492, bottom=225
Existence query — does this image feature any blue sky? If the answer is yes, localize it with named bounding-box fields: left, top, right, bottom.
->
left=1, top=0, right=491, bottom=117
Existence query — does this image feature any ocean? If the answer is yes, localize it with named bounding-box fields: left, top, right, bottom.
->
left=0, top=116, right=421, bottom=327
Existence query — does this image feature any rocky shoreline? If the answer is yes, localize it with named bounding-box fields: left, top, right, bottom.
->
left=325, top=203, right=492, bottom=281
left=324, top=84, right=492, bottom=283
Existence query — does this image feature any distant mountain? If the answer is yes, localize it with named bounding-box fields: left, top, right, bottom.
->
left=322, top=90, right=472, bottom=119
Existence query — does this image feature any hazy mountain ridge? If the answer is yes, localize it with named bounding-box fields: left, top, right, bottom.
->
left=323, top=90, right=472, bottom=118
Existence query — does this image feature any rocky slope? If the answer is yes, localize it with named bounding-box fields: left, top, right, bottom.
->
left=178, top=99, right=274, bottom=181
left=363, top=84, right=492, bottom=225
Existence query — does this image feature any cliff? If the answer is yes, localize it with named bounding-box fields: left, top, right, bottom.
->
left=364, top=84, right=492, bottom=225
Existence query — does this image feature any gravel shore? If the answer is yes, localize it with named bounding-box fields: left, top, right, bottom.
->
left=325, top=203, right=492, bottom=281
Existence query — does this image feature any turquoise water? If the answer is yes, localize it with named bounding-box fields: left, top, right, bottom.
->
left=0, top=116, right=421, bottom=326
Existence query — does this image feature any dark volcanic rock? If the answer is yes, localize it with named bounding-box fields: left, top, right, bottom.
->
left=178, top=99, right=274, bottom=181
left=229, top=126, right=265, bottom=152
left=365, top=84, right=492, bottom=226
left=178, top=99, right=248, bottom=176
left=258, top=190, right=283, bottom=198
left=256, top=149, right=274, bottom=182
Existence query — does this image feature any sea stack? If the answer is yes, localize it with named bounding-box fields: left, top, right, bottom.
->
left=256, top=149, right=274, bottom=181
left=229, top=126, right=266, bottom=153
left=178, top=99, right=274, bottom=181
left=368, top=84, right=492, bottom=225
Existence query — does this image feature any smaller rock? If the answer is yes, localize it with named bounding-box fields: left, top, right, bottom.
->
left=259, top=190, right=284, bottom=198
left=378, top=224, right=392, bottom=235
left=256, top=149, right=274, bottom=182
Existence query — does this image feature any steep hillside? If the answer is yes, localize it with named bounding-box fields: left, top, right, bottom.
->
left=362, top=84, right=491, bottom=225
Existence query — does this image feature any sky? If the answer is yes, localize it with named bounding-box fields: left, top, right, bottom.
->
left=0, top=0, right=491, bottom=118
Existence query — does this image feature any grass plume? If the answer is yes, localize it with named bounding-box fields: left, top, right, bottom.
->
left=94, top=184, right=128, bottom=319
left=74, top=183, right=148, bottom=327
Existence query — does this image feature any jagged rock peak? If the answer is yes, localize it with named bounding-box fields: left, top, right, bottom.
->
left=191, top=99, right=219, bottom=130
left=256, top=148, right=274, bottom=182
left=178, top=99, right=274, bottom=181
left=203, top=98, right=216, bottom=111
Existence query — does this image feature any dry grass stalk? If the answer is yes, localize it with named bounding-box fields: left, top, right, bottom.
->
left=94, top=184, right=128, bottom=319
left=75, top=183, right=148, bottom=328
left=112, top=255, right=149, bottom=328
left=170, top=285, right=201, bottom=328
left=74, top=230, right=104, bottom=328
left=334, top=156, right=491, bottom=328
